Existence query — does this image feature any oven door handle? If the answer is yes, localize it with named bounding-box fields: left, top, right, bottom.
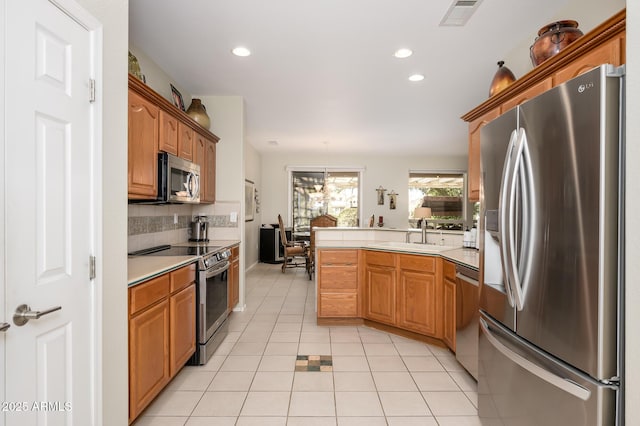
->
left=205, top=261, right=230, bottom=278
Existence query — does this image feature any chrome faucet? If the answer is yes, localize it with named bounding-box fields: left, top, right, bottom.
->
left=421, top=219, right=428, bottom=244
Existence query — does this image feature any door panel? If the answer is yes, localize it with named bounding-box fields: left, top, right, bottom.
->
left=480, top=108, right=517, bottom=330
left=515, top=66, right=620, bottom=380
left=397, top=270, right=438, bottom=336
left=479, top=314, right=616, bottom=426
left=4, top=0, right=96, bottom=424
left=364, top=265, right=396, bottom=325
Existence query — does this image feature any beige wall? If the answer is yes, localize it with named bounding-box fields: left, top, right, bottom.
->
left=198, top=96, right=244, bottom=203
left=244, top=141, right=262, bottom=269
left=625, top=1, right=638, bottom=421
left=196, top=95, right=248, bottom=308
left=260, top=152, right=467, bottom=230
left=128, top=43, right=192, bottom=110
left=503, top=0, right=625, bottom=80
left=76, top=0, right=129, bottom=424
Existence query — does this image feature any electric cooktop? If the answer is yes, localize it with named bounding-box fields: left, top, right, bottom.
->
left=128, top=244, right=222, bottom=257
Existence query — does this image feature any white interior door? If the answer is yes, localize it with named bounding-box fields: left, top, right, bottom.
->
left=3, top=0, right=99, bottom=424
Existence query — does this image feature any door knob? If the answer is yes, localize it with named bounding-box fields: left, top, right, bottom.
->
left=0, top=323, right=9, bottom=332
left=13, top=304, right=62, bottom=326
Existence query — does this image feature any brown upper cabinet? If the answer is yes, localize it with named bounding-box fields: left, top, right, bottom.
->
left=128, top=91, right=159, bottom=199
left=194, top=132, right=217, bottom=204
left=462, top=9, right=625, bottom=203
left=467, top=108, right=499, bottom=202
left=178, top=122, right=194, bottom=161
left=128, top=74, right=220, bottom=202
left=159, top=110, right=178, bottom=156
left=204, top=139, right=216, bottom=203
left=553, top=35, right=623, bottom=86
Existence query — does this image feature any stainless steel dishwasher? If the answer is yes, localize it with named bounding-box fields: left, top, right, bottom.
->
left=455, top=263, right=479, bottom=380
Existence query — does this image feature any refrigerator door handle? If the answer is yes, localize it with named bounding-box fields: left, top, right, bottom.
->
left=507, top=129, right=536, bottom=310
left=498, top=129, right=518, bottom=308
left=480, top=317, right=591, bottom=401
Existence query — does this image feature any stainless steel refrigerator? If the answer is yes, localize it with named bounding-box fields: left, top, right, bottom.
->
left=479, top=64, right=624, bottom=425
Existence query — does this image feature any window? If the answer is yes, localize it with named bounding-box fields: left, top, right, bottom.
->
left=290, top=169, right=360, bottom=239
left=408, top=172, right=466, bottom=230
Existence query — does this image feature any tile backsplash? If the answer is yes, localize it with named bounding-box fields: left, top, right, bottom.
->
left=128, top=202, right=240, bottom=252
left=128, top=214, right=191, bottom=236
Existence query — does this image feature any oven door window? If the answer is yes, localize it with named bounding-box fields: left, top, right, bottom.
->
left=205, top=263, right=229, bottom=338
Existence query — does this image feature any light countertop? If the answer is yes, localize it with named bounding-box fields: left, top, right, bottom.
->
left=128, top=255, right=198, bottom=286
left=128, top=240, right=240, bottom=286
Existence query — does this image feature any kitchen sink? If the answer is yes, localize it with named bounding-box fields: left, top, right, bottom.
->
left=367, top=241, right=459, bottom=253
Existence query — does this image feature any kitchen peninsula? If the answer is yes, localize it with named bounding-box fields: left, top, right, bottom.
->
left=314, top=227, right=478, bottom=352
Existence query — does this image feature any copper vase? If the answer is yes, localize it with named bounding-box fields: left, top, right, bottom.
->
left=186, top=98, right=211, bottom=130
left=489, top=61, right=516, bottom=97
left=530, top=20, right=583, bottom=67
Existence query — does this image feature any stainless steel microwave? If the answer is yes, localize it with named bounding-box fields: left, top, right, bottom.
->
left=158, top=152, right=200, bottom=204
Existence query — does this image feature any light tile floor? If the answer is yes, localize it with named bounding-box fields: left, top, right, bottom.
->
left=135, top=263, right=481, bottom=426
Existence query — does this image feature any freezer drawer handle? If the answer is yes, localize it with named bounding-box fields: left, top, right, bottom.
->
left=480, top=318, right=591, bottom=401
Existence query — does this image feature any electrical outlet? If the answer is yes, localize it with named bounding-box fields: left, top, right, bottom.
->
left=173, top=213, right=178, bottom=224
left=230, top=212, right=238, bottom=223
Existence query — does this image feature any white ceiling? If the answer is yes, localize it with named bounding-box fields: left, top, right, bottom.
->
left=129, top=0, right=570, bottom=156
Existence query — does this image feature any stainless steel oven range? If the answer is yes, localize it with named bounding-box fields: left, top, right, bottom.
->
left=129, top=244, right=231, bottom=365
left=192, top=247, right=231, bottom=365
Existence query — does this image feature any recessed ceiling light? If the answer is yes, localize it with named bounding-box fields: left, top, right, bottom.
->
left=232, top=46, right=251, bottom=57
left=394, top=48, right=413, bottom=58
left=408, top=74, right=425, bottom=82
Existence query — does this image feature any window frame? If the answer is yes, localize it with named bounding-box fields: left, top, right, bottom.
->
left=286, top=166, right=364, bottom=231
left=408, top=169, right=471, bottom=230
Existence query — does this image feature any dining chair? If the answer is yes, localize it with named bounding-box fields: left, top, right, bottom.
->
left=277, top=214, right=311, bottom=278
left=309, top=214, right=337, bottom=276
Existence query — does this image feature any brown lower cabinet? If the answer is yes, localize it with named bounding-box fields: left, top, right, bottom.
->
left=397, top=254, right=442, bottom=337
left=129, top=297, right=170, bottom=422
left=169, top=285, right=196, bottom=376
left=317, top=248, right=457, bottom=345
left=129, top=263, right=196, bottom=423
left=229, top=245, right=240, bottom=310
left=363, top=251, right=397, bottom=325
left=317, top=249, right=359, bottom=318
left=442, top=260, right=457, bottom=351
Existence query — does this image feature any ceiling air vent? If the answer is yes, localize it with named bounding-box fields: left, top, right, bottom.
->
left=440, top=0, right=482, bottom=26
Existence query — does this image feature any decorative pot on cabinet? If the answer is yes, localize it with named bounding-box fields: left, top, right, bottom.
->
left=186, top=98, right=211, bottom=129
left=489, top=61, right=516, bottom=97
left=530, top=20, right=583, bottom=66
